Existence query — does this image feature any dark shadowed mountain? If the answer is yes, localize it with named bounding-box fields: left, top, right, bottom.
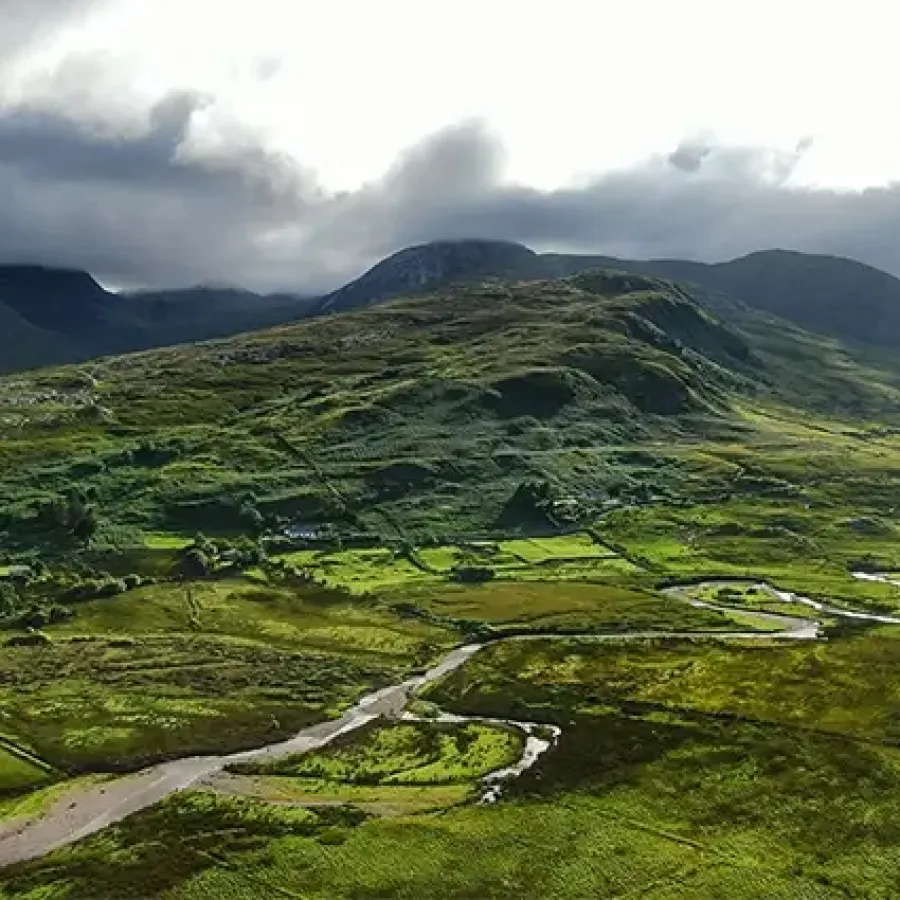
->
left=0, top=297, right=81, bottom=372
left=313, top=239, right=543, bottom=315
left=316, top=240, right=900, bottom=350
left=3, top=239, right=900, bottom=376
left=0, top=266, right=118, bottom=335
left=120, top=286, right=316, bottom=347
left=0, top=266, right=314, bottom=374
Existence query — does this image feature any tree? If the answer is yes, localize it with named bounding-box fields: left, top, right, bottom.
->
left=42, top=488, right=99, bottom=542
left=451, top=566, right=496, bottom=584
left=72, top=506, right=98, bottom=542
left=192, top=532, right=217, bottom=557
left=179, top=548, right=211, bottom=579
left=21, top=606, right=48, bottom=629
left=0, top=583, right=18, bottom=617
left=239, top=503, right=265, bottom=536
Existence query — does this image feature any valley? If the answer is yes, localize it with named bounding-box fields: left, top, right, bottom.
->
left=1, top=266, right=900, bottom=897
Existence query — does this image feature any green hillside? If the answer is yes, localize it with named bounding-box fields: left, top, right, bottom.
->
left=3, top=268, right=898, bottom=556
left=317, top=240, right=900, bottom=351
left=4, top=270, right=900, bottom=898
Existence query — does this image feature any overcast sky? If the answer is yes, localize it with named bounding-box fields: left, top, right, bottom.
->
left=2, top=0, right=900, bottom=293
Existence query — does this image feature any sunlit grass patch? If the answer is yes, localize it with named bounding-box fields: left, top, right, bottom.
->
left=404, top=580, right=729, bottom=633
left=0, top=582, right=457, bottom=771
left=278, top=548, right=439, bottom=592
left=211, top=772, right=472, bottom=815
left=501, top=533, right=611, bottom=562
left=0, top=775, right=108, bottom=825
left=142, top=533, right=193, bottom=550
left=45, top=578, right=453, bottom=655
left=232, top=720, right=523, bottom=787
left=0, top=746, right=53, bottom=795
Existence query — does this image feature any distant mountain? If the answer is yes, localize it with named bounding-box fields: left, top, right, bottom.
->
left=4, top=238, right=900, bottom=376
left=315, top=240, right=900, bottom=350
left=0, top=298, right=81, bottom=373
left=0, top=266, right=314, bottom=374
left=121, top=287, right=315, bottom=347
left=313, top=240, right=542, bottom=315
left=0, top=266, right=123, bottom=336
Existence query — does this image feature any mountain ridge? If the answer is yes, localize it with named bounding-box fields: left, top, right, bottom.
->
left=3, top=239, right=900, bottom=374
left=0, top=267, right=315, bottom=373
left=3, top=265, right=899, bottom=549
left=316, top=240, right=900, bottom=351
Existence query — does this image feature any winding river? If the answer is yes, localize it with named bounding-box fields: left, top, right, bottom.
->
left=1, top=573, right=898, bottom=868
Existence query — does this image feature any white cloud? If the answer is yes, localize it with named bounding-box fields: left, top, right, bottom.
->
left=2, top=0, right=900, bottom=294
left=7, top=0, right=900, bottom=192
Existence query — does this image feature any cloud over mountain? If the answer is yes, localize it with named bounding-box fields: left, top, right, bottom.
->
left=1, top=6, right=900, bottom=294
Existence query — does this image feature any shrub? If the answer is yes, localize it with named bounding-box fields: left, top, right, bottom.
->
left=6, top=632, right=51, bottom=648
left=98, top=578, right=128, bottom=597
left=450, top=566, right=496, bottom=584
left=48, top=605, right=75, bottom=624
left=20, top=606, right=48, bottom=629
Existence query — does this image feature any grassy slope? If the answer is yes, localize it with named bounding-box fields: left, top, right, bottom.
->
left=3, top=269, right=900, bottom=558
left=233, top=719, right=524, bottom=785
left=0, top=580, right=455, bottom=773
left=5, top=270, right=900, bottom=896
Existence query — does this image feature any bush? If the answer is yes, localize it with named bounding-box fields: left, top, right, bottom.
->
left=98, top=578, right=128, bottom=597
left=6, top=632, right=51, bottom=648
left=48, top=605, right=75, bottom=624
left=20, top=606, right=48, bottom=629
left=451, top=566, right=496, bottom=584
left=178, top=547, right=211, bottom=578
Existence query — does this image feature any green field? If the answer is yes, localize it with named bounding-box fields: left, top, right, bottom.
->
left=0, top=579, right=455, bottom=773
left=232, top=719, right=523, bottom=786
left=0, top=748, right=51, bottom=796
left=397, top=580, right=734, bottom=633
left=276, top=533, right=640, bottom=593
left=4, top=271, right=900, bottom=895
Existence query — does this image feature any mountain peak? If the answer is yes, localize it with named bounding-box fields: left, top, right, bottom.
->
left=315, top=239, right=539, bottom=315
left=0, top=263, right=112, bottom=333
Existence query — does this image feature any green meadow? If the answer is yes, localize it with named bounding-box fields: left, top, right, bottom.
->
left=3, top=272, right=900, bottom=896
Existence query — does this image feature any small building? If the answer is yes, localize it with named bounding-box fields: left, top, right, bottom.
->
left=284, top=522, right=321, bottom=541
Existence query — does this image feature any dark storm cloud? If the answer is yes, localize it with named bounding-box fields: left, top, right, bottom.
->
left=0, top=90, right=318, bottom=287
left=1, top=97, right=900, bottom=294
left=286, top=126, right=900, bottom=290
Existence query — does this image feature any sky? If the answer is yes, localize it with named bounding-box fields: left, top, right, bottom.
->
left=2, top=0, right=900, bottom=293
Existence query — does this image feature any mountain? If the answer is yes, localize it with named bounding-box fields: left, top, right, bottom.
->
left=315, top=240, right=900, bottom=349
left=120, top=286, right=316, bottom=347
left=0, top=265, right=120, bottom=335
left=0, top=266, right=314, bottom=374
left=0, top=298, right=82, bottom=373
left=4, top=239, right=900, bottom=377
left=313, top=239, right=542, bottom=315
left=4, top=266, right=900, bottom=549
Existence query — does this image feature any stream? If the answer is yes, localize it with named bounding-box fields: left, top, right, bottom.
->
left=670, top=575, right=900, bottom=627
left=1, top=574, right=898, bottom=868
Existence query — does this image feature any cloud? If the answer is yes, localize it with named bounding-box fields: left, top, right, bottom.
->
left=0, top=90, right=316, bottom=287
left=667, top=139, right=712, bottom=174
left=0, top=74, right=900, bottom=295
left=0, top=1, right=108, bottom=65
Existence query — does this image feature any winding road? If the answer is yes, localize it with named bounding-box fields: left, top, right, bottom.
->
left=1, top=574, right=898, bottom=869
